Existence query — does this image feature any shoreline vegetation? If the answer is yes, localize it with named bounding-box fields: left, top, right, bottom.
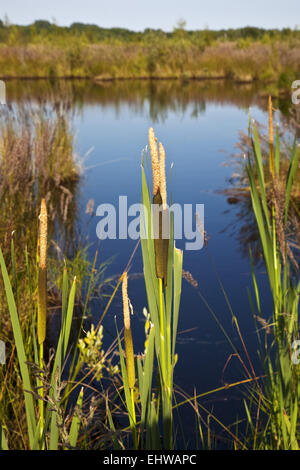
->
left=0, top=21, right=299, bottom=90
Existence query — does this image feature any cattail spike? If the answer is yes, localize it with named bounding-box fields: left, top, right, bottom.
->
left=122, top=272, right=130, bottom=330
left=268, top=96, right=275, bottom=177
left=268, top=96, right=274, bottom=145
left=38, top=198, right=48, bottom=345
left=149, top=130, right=169, bottom=287
left=148, top=127, right=160, bottom=196
left=159, top=142, right=167, bottom=208
left=39, top=198, right=47, bottom=269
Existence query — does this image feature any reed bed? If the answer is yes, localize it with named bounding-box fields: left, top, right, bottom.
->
left=244, top=98, right=300, bottom=449
left=0, top=40, right=299, bottom=87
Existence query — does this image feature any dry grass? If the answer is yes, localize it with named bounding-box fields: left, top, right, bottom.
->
left=0, top=41, right=299, bottom=84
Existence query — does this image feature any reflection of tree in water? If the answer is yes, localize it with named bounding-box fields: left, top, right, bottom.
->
left=6, top=77, right=282, bottom=123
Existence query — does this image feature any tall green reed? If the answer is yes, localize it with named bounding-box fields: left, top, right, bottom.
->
left=114, top=128, right=183, bottom=449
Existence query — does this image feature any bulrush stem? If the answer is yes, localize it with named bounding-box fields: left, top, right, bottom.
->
left=122, top=272, right=135, bottom=390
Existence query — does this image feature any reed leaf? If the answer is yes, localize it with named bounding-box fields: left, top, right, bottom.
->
left=0, top=424, right=8, bottom=450
left=69, top=387, right=84, bottom=448
left=0, top=248, right=37, bottom=448
left=284, top=139, right=300, bottom=223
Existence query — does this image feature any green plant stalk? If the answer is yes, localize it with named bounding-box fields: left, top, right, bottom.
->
left=37, top=265, right=47, bottom=448
left=124, top=327, right=135, bottom=390
left=116, top=322, right=138, bottom=449
left=158, top=278, right=166, bottom=386
left=0, top=249, right=37, bottom=448
left=39, top=341, right=44, bottom=449
left=141, top=156, right=183, bottom=449
left=158, top=277, right=173, bottom=448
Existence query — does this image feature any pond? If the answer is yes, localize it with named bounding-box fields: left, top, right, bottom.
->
left=7, top=78, right=290, bottom=444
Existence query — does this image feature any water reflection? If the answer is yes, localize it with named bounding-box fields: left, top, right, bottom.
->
left=5, top=78, right=289, bottom=122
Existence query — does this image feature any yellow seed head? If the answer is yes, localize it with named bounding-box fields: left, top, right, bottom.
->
left=148, top=127, right=160, bottom=195
left=159, top=142, right=167, bottom=208
left=268, top=96, right=273, bottom=145
left=39, top=198, right=48, bottom=269
left=38, top=198, right=48, bottom=345
left=268, top=96, right=275, bottom=177
left=122, top=272, right=130, bottom=330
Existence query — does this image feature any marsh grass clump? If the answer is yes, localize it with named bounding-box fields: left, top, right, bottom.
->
left=0, top=103, right=80, bottom=342
left=244, top=98, right=300, bottom=449
left=1, top=23, right=300, bottom=87
left=0, top=103, right=84, bottom=449
left=226, top=100, right=300, bottom=265
left=0, top=104, right=80, bottom=258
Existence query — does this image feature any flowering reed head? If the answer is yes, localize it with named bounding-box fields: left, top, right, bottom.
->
left=159, top=142, right=167, bottom=208
left=148, top=127, right=160, bottom=196
left=148, top=128, right=169, bottom=286
left=38, top=198, right=48, bottom=345
left=268, top=95, right=274, bottom=146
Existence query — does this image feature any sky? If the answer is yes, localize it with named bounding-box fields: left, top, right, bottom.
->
left=1, top=0, right=299, bottom=31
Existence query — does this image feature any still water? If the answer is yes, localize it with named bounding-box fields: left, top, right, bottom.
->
left=9, top=78, right=286, bottom=442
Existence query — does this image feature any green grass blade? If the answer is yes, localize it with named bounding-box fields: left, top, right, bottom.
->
left=284, top=140, right=299, bottom=223
left=48, top=276, right=76, bottom=450
left=0, top=424, right=8, bottom=450
left=69, top=387, right=84, bottom=448
left=0, top=248, right=36, bottom=449
left=172, top=246, right=183, bottom=363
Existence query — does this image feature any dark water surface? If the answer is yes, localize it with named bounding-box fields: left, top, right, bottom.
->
left=8, top=78, right=286, bottom=444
